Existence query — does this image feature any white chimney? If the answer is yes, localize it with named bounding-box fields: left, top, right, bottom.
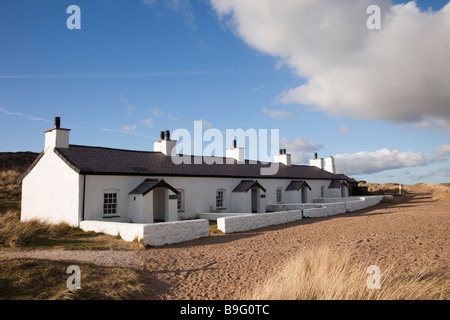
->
left=310, top=153, right=335, bottom=173
left=324, top=156, right=336, bottom=174
left=44, top=117, right=70, bottom=150
left=274, top=148, right=291, bottom=166
left=154, top=130, right=177, bottom=156
left=226, top=139, right=245, bottom=163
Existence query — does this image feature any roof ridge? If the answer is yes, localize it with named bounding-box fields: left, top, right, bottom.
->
left=68, top=144, right=162, bottom=154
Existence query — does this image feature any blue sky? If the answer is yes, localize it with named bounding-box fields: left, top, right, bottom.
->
left=1, top=0, right=449, bottom=184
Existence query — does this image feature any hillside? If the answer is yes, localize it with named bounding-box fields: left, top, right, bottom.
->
left=0, top=151, right=39, bottom=210
left=0, top=152, right=39, bottom=172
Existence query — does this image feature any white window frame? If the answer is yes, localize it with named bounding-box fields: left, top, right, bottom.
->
left=276, top=187, right=283, bottom=204
left=177, top=189, right=185, bottom=212
left=216, top=189, right=225, bottom=209
left=103, top=189, right=120, bottom=217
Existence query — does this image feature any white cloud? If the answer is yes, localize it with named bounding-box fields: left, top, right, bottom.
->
left=430, top=144, right=450, bottom=162
left=120, top=94, right=134, bottom=114
left=290, top=152, right=312, bottom=165
left=139, top=118, right=154, bottom=128
left=121, top=124, right=137, bottom=132
left=280, top=137, right=323, bottom=164
left=337, top=124, right=349, bottom=135
left=262, top=107, right=293, bottom=120
left=210, top=0, right=450, bottom=131
left=143, top=0, right=196, bottom=29
left=0, top=107, right=50, bottom=122
left=150, top=106, right=164, bottom=117
left=334, top=148, right=428, bottom=175
left=281, top=137, right=323, bottom=152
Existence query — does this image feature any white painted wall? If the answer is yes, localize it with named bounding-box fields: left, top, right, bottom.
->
left=21, top=149, right=82, bottom=226
left=83, top=175, right=337, bottom=221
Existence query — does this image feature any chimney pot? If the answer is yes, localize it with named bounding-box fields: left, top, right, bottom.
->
left=279, top=149, right=283, bottom=155
left=283, top=149, right=287, bottom=154
left=160, top=131, right=165, bottom=140
left=55, top=117, right=61, bottom=129
left=314, top=152, right=318, bottom=160
left=165, top=130, right=170, bottom=140
left=233, top=139, right=237, bottom=148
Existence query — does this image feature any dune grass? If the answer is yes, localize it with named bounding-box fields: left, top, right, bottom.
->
left=245, top=246, right=449, bottom=300
left=414, top=183, right=450, bottom=202
left=0, top=170, right=22, bottom=211
left=0, top=258, right=147, bottom=300
left=0, top=209, right=142, bottom=250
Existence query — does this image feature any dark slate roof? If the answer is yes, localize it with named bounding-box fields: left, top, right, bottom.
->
left=129, top=178, right=179, bottom=196
left=53, top=145, right=351, bottom=181
left=328, top=180, right=348, bottom=189
left=285, top=180, right=312, bottom=191
left=232, top=180, right=267, bottom=193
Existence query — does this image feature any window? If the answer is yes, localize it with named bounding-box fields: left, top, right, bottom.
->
left=177, top=189, right=185, bottom=212
left=103, top=192, right=118, bottom=215
left=276, top=187, right=283, bottom=203
left=216, top=189, right=225, bottom=208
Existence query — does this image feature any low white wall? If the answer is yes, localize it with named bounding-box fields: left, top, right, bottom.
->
left=143, top=219, right=209, bottom=246
left=197, top=212, right=251, bottom=221
left=80, top=219, right=210, bottom=246
left=344, top=196, right=384, bottom=212
left=313, top=196, right=385, bottom=212
left=217, top=210, right=302, bottom=234
left=303, top=202, right=347, bottom=218
left=80, top=220, right=145, bottom=242
left=266, top=203, right=319, bottom=212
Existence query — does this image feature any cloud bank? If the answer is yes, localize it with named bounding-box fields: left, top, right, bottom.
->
left=334, top=144, right=450, bottom=175
left=210, top=0, right=450, bottom=131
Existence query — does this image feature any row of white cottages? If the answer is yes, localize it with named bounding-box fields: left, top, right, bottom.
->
left=21, top=118, right=352, bottom=227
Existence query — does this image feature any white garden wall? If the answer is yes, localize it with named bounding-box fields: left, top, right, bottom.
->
left=80, top=219, right=209, bottom=246
left=266, top=203, right=319, bottom=212
left=217, top=210, right=302, bottom=234
left=313, top=196, right=384, bottom=211
left=197, top=212, right=251, bottom=221
left=303, top=202, right=347, bottom=218
left=80, top=220, right=146, bottom=242
left=143, top=219, right=209, bottom=246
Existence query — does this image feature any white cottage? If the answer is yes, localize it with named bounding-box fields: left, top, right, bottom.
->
left=21, top=117, right=351, bottom=227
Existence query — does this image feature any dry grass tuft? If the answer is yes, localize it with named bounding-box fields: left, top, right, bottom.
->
left=0, top=170, right=23, bottom=211
left=0, top=210, right=52, bottom=248
left=245, top=246, right=449, bottom=300
left=0, top=259, right=146, bottom=300
left=0, top=209, right=142, bottom=250
left=414, top=183, right=450, bottom=202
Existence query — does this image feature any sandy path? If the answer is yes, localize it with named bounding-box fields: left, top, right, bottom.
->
left=1, top=189, right=448, bottom=299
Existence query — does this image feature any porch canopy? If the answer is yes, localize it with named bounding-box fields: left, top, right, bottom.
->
left=129, top=178, right=179, bottom=196
left=328, top=180, right=348, bottom=189
left=232, top=180, right=266, bottom=193
left=285, top=180, right=312, bottom=191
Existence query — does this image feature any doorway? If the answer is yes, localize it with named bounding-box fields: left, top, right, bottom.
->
left=251, top=187, right=258, bottom=213
left=153, top=188, right=167, bottom=222
left=301, top=186, right=308, bottom=203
